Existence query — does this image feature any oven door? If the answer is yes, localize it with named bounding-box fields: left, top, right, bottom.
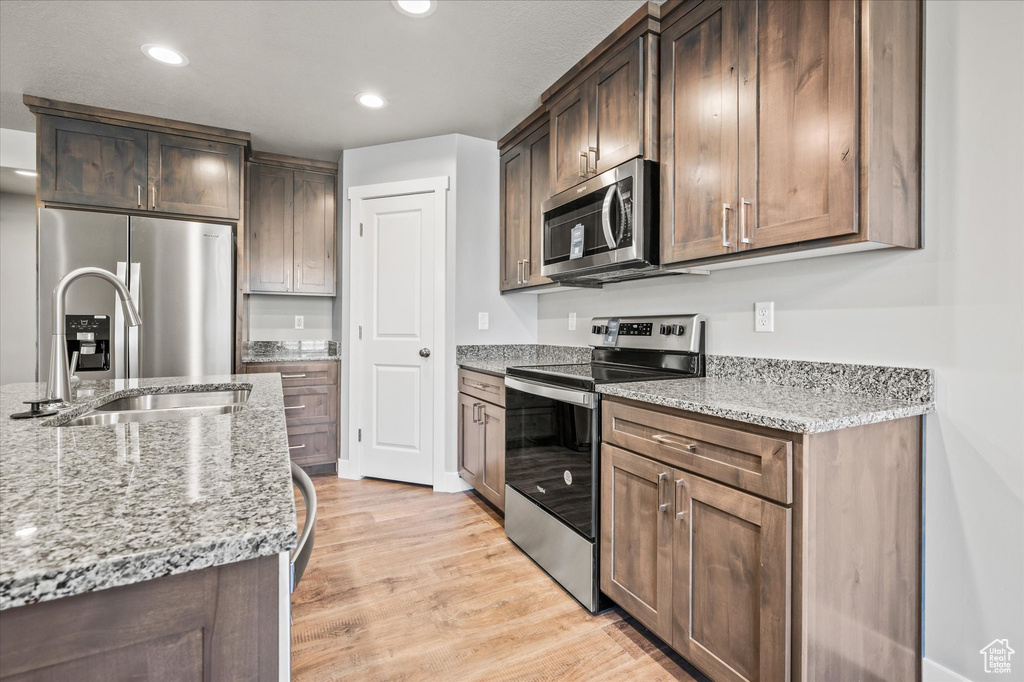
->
left=503, top=377, right=600, bottom=540
left=541, top=157, right=654, bottom=280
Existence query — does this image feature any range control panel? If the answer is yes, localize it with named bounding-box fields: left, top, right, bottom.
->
left=590, top=314, right=705, bottom=353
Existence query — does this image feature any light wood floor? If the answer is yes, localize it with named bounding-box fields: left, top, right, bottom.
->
left=291, top=476, right=706, bottom=681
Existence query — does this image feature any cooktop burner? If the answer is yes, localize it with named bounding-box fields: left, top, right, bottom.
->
left=506, top=363, right=687, bottom=391
left=505, top=314, right=707, bottom=392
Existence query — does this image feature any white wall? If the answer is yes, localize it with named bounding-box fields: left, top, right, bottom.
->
left=0, top=191, right=37, bottom=385
left=337, top=134, right=537, bottom=474
left=537, top=3, right=1024, bottom=679
left=248, top=295, right=334, bottom=341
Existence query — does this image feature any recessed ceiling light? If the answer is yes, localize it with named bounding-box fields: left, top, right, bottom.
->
left=356, top=93, right=388, bottom=109
left=392, top=0, right=436, bottom=17
left=14, top=169, right=37, bottom=177
left=141, top=44, right=189, bottom=66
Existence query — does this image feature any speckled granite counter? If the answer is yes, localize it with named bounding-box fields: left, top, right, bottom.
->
left=456, top=344, right=934, bottom=434
left=456, top=344, right=592, bottom=376
left=0, top=373, right=297, bottom=610
left=242, top=339, right=339, bottom=364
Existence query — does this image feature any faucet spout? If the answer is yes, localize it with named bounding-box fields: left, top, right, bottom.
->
left=47, top=267, right=142, bottom=405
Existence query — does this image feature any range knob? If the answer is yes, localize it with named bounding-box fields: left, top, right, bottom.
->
left=672, top=324, right=686, bottom=336
left=591, top=325, right=601, bottom=334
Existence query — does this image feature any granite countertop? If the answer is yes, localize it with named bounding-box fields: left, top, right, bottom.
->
left=0, top=373, right=297, bottom=610
left=456, top=344, right=592, bottom=376
left=598, top=377, right=934, bottom=434
left=456, top=344, right=935, bottom=434
left=242, top=339, right=339, bottom=364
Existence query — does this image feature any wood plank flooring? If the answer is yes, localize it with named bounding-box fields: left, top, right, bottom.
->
left=291, top=476, right=707, bottom=681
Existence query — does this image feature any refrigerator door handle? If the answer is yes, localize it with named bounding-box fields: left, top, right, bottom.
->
left=128, top=262, right=142, bottom=378
left=114, top=262, right=128, bottom=379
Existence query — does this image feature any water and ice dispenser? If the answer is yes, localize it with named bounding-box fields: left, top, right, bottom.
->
left=65, top=314, right=111, bottom=372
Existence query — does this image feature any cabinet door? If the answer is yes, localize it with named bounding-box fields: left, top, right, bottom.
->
left=293, top=170, right=336, bottom=295
left=37, top=115, right=148, bottom=210
left=525, top=123, right=552, bottom=287
left=248, top=164, right=294, bottom=293
left=738, top=0, right=858, bottom=250
left=458, top=393, right=483, bottom=486
left=148, top=132, right=242, bottom=219
left=600, top=444, right=674, bottom=641
left=591, top=37, right=645, bottom=175
left=499, top=142, right=529, bottom=291
left=479, top=402, right=506, bottom=511
left=549, top=84, right=591, bottom=194
left=660, top=0, right=741, bottom=264
left=672, top=470, right=791, bottom=682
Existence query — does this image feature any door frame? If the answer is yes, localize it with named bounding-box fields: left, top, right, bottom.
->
left=346, top=176, right=449, bottom=489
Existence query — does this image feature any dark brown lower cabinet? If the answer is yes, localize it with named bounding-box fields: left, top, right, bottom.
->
left=457, top=369, right=506, bottom=512
left=0, top=556, right=280, bottom=681
left=601, top=397, right=922, bottom=682
left=243, top=360, right=339, bottom=475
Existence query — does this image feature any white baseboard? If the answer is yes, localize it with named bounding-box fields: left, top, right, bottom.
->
left=336, top=459, right=362, bottom=480
left=923, top=658, right=973, bottom=682
left=434, top=471, right=473, bottom=493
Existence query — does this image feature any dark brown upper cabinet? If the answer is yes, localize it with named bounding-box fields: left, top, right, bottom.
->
left=36, top=115, right=149, bottom=211
left=29, top=96, right=248, bottom=221
left=247, top=153, right=337, bottom=296
left=660, top=0, right=922, bottom=266
left=148, top=132, right=242, bottom=219
left=498, top=107, right=552, bottom=292
left=546, top=34, right=658, bottom=195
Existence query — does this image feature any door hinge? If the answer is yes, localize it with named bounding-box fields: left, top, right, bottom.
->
left=358, top=325, right=363, bottom=340
left=359, top=222, right=363, bottom=237
left=357, top=429, right=362, bottom=442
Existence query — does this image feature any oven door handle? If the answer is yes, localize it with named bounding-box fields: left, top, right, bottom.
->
left=504, top=377, right=597, bottom=410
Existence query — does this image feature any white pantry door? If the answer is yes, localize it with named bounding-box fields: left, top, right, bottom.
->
left=355, top=192, right=436, bottom=484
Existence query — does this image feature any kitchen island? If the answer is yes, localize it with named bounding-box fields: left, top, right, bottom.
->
left=0, top=373, right=296, bottom=680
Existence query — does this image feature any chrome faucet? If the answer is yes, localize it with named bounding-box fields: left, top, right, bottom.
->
left=46, top=267, right=142, bottom=406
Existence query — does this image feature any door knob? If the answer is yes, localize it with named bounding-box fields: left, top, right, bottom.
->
left=419, top=348, right=431, bottom=358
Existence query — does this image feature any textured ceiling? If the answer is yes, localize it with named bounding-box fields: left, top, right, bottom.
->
left=0, top=0, right=645, bottom=161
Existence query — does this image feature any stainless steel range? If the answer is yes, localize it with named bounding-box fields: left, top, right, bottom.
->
left=503, top=314, right=706, bottom=612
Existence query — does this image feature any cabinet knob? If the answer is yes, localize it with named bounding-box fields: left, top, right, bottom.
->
left=419, top=348, right=431, bottom=358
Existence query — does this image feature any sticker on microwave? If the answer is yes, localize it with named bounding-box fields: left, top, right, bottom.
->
left=570, top=223, right=585, bottom=260
left=563, top=470, right=573, bottom=486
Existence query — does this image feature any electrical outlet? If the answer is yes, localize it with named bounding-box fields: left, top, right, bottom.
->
left=754, top=302, right=774, bottom=333
left=294, top=315, right=304, bottom=330
left=478, top=312, right=489, bottom=330
left=568, top=312, right=577, bottom=331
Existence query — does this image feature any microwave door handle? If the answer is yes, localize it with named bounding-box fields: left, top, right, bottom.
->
left=601, top=184, right=621, bottom=249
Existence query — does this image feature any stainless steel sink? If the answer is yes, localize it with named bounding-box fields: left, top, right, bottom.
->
left=61, top=389, right=251, bottom=427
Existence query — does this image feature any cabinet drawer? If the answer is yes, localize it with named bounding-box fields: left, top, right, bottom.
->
left=287, top=423, right=336, bottom=468
left=603, top=399, right=792, bottom=504
left=458, top=369, right=505, bottom=407
left=282, top=385, right=335, bottom=425
left=244, top=361, right=338, bottom=387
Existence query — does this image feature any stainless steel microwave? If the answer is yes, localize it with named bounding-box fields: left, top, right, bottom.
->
left=540, top=158, right=657, bottom=284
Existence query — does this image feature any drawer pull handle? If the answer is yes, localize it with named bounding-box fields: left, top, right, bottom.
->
left=675, top=479, right=688, bottom=520
left=465, top=380, right=496, bottom=391
left=657, top=472, right=668, bottom=512
left=282, top=374, right=307, bottom=379
left=289, top=444, right=306, bottom=450
left=284, top=405, right=305, bottom=411
left=653, top=434, right=698, bottom=452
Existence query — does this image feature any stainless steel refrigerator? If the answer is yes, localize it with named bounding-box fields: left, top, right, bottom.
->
left=38, top=208, right=234, bottom=382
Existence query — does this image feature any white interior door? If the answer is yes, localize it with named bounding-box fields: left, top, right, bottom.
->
left=355, top=192, right=436, bottom=484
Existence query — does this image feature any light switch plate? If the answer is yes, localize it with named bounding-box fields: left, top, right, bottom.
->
left=478, top=312, right=489, bottom=330
left=754, top=302, right=774, bottom=333
left=568, top=312, right=577, bottom=331
left=294, top=315, right=304, bottom=330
